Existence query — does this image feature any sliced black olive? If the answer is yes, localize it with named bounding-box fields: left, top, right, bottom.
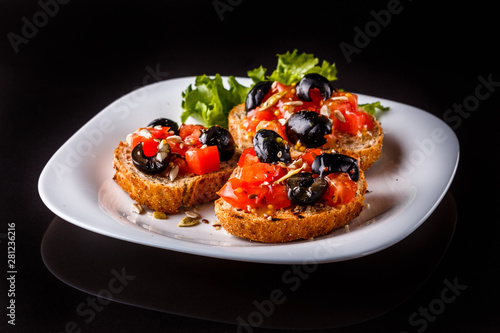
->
left=245, top=81, right=273, bottom=112
left=311, top=153, right=360, bottom=181
left=285, top=110, right=332, bottom=148
left=131, top=142, right=169, bottom=175
left=286, top=172, right=328, bottom=205
left=198, top=125, right=236, bottom=161
left=147, top=118, right=179, bottom=135
left=253, top=129, right=291, bottom=164
left=296, top=73, right=333, bottom=102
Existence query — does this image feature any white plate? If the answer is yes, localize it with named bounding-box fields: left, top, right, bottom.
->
left=38, top=76, right=459, bottom=264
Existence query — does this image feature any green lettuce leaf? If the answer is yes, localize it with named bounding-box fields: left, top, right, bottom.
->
left=358, top=101, right=390, bottom=117
left=247, top=65, right=267, bottom=83
left=248, top=49, right=338, bottom=85
left=181, top=74, right=250, bottom=128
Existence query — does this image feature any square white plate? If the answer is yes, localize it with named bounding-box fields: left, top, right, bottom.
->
left=38, top=76, right=459, bottom=264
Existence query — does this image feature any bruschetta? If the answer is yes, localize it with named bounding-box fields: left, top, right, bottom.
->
left=113, top=118, right=239, bottom=214
left=215, top=128, right=366, bottom=243
left=228, top=73, right=383, bottom=170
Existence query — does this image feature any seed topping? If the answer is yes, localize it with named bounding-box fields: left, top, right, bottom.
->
left=178, top=216, right=199, bottom=227
left=334, top=110, right=346, bottom=123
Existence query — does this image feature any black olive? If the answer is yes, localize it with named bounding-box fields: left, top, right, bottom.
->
left=296, top=73, right=333, bottom=102
left=253, top=129, right=291, bottom=164
left=311, top=153, right=360, bottom=181
left=198, top=125, right=236, bottom=161
left=147, top=118, right=180, bottom=135
left=245, top=81, right=273, bottom=112
left=286, top=172, right=328, bottom=205
left=131, top=142, right=170, bottom=175
left=285, top=110, right=332, bottom=148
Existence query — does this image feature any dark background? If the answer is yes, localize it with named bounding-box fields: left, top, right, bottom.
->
left=1, top=0, right=499, bottom=332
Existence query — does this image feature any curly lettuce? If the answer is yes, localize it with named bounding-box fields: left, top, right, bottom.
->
left=181, top=74, right=249, bottom=128
left=180, top=50, right=387, bottom=128
left=248, top=49, right=338, bottom=85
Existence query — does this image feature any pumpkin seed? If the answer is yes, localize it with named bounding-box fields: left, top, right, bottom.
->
left=153, top=211, right=167, bottom=219
left=178, top=216, right=199, bottom=227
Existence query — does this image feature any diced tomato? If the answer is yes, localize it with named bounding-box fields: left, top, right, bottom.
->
left=244, top=109, right=278, bottom=133
left=332, top=109, right=375, bottom=135
left=255, top=120, right=288, bottom=141
left=130, top=134, right=142, bottom=150
left=263, top=183, right=291, bottom=210
left=185, top=146, right=220, bottom=175
left=217, top=178, right=290, bottom=212
left=327, top=92, right=358, bottom=112
left=238, top=147, right=259, bottom=167
left=141, top=139, right=158, bottom=157
left=171, top=156, right=190, bottom=175
left=256, top=183, right=291, bottom=211
left=299, top=88, right=324, bottom=112
left=179, top=124, right=205, bottom=145
left=129, top=126, right=171, bottom=151
left=321, top=172, right=358, bottom=206
left=219, top=159, right=290, bottom=212
left=299, top=148, right=323, bottom=168
left=237, top=162, right=287, bottom=186
left=149, top=127, right=170, bottom=139
left=273, top=81, right=289, bottom=93
left=326, top=91, right=374, bottom=135
left=218, top=178, right=249, bottom=210
left=321, top=133, right=339, bottom=149
left=166, top=137, right=189, bottom=156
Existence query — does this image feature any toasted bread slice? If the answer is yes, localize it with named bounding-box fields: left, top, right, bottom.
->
left=214, top=170, right=367, bottom=243
left=228, top=103, right=383, bottom=170
left=113, top=141, right=239, bottom=214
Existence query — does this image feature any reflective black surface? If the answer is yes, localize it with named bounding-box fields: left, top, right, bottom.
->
left=41, top=193, right=456, bottom=330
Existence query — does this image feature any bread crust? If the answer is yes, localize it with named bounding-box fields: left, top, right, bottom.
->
left=113, top=141, right=239, bottom=213
left=228, top=103, right=383, bottom=170
left=214, top=170, right=367, bottom=243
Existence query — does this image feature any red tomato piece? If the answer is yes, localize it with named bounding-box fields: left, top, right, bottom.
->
left=299, top=88, right=324, bottom=112
left=258, top=183, right=290, bottom=210
left=148, top=127, right=170, bottom=139
left=321, top=172, right=358, bottom=206
left=332, top=109, right=375, bottom=135
left=217, top=179, right=290, bottom=212
left=326, top=91, right=374, bottom=135
left=179, top=124, right=205, bottom=145
left=244, top=109, right=278, bottom=133
left=141, top=139, right=158, bottom=157
left=167, top=137, right=189, bottom=156
left=219, top=157, right=291, bottom=212
left=299, top=148, right=323, bottom=168
left=255, top=120, right=288, bottom=142
left=217, top=178, right=248, bottom=210
left=237, top=162, right=287, bottom=186
left=321, top=133, right=339, bottom=149
left=130, top=134, right=142, bottom=150
left=171, top=157, right=190, bottom=175
left=238, top=147, right=259, bottom=167
left=130, top=126, right=171, bottom=150
left=185, top=146, right=220, bottom=175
